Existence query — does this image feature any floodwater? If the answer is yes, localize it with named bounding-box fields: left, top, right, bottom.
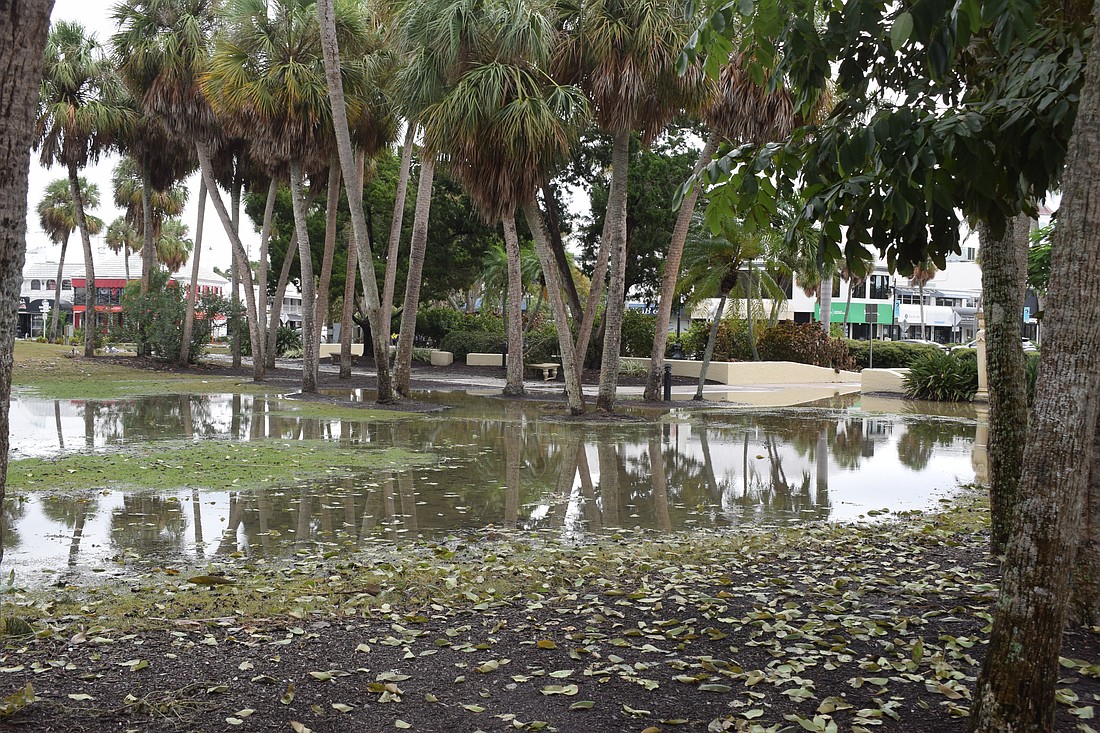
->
left=3, top=391, right=978, bottom=586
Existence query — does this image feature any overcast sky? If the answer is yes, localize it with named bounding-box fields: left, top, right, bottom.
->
left=26, top=0, right=250, bottom=274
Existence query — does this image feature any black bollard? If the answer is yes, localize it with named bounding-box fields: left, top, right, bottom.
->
left=501, top=341, right=508, bottom=375
left=663, top=364, right=672, bottom=401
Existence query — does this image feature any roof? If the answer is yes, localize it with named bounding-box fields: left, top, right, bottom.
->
left=22, top=245, right=229, bottom=289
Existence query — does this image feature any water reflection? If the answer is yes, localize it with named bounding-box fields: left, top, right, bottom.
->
left=4, top=393, right=976, bottom=585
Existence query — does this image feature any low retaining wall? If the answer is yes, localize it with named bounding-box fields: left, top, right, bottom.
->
left=319, top=343, right=364, bottom=357
left=860, top=368, right=908, bottom=395
left=619, top=357, right=859, bottom=386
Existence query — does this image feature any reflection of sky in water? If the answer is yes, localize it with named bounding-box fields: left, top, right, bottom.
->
left=4, top=393, right=977, bottom=587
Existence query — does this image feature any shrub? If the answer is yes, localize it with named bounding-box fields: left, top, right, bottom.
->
left=757, top=321, right=855, bottom=370
left=620, top=310, right=655, bottom=357
left=275, top=325, right=301, bottom=357
left=440, top=328, right=506, bottom=359
left=903, top=350, right=978, bottom=401
left=416, top=306, right=465, bottom=346
left=845, top=339, right=944, bottom=369
left=120, top=271, right=227, bottom=363
left=524, top=322, right=561, bottom=363
left=678, top=317, right=756, bottom=362
left=1026, top=352, right=1040, bottom=405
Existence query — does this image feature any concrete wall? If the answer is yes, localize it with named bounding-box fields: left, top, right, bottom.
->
left=319, top=343, right=364, bottom=357
left=619, top=357, right=859, bottom=385
left=860, top=368, right=908, bottom=395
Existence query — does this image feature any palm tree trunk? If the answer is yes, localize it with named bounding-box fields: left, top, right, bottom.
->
left=919, top=282, right=926, bottom=340
left=179, top=177, right=207, bottom=364
left=194, top=142, right=264, bottom=380
left=695, top=292, right=727, bottom=400
left=50, top=233, right=69, bottom=342
left=68, top=164, right=97, bottom=358
left=644, top=130, right=722, bottom=400
left=573, top=205, right=611, bottom=378
left=841, top=279, right=853, bottom=337
left=393, top=155, right=436, bottom=395
left=256, top=177, right=277, bottom=362
left=820, top=273, right=833, bottom=337
left=596, top=129, right=632, bottom=413
left=383, top=126, right=415, bottom=336
left=317, top=0, right=394, bottom=403
left=339, top=229, right=356, bottom=379
left=978, top=215, right=1030, bottom=555
left=502, top=213, right=525, bottom=395
left=140, top=158, right=154, bottom=295
left=523, top=201, right=585, bottom=414
left=747, top=268, right=761, bottom=361
left=289, top=158, right=318, bottom=393
left=316, top=160, right=341, bottom=351
left=266, top=236, right=297, bottom=368
left=541, top=181, right=583, bottom=320
left=230, top=177, right=243, bottom=368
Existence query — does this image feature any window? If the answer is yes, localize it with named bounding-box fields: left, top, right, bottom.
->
left=30, top=279, right=40, bottom=290
left=61, top=279, right=71, bottom=291
left=46, top=279, right=56, bottom=290
left=831, top=278, right=841, bottom=298
left=849, top=280, right=867, bottom=299
left=869, top=275, right=891, bottom=300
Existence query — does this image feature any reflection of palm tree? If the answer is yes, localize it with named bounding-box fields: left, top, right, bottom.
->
left=831, top=418, right=864, bottom=470
left=54, top=401, right=65, bottom=450
left=216, top=491, right=244, bottom=555
left=597, top=437, right=621, bottom=527
left=648, top=434, right=672, bottom=533
left=576, top=445, right=601, bottom=531
left=111, top=495, right=186, bottom=555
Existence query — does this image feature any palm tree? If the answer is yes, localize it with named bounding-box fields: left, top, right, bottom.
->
left=105, top=217, right=140, bottom=280
left=419, top=0, right=589, bottom=411
left=678, top=219, right=782, bottom=399
left=156, top=219, right=194, bottom=272
left=204, top=0, right=349, bottom=394
left=37, top=177, right=103, bottom=341
left=112, top=0, right=267, bottom=380
left=909, top=259, right=938, bottom=340
left=317, top=0, right=399, bottom=402
left=555, top=0, right=706, bottom=412
left=35, top=21, right=130, bottom=357
left=112, top=156, right=188, bottom=261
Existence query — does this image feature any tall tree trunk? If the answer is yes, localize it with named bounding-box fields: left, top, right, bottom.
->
left=644, top=130, right=721, bottom=401
left=69, top=164, right=97, bottom=359
left=541, top=180, right=583, bottom=320
left=316, top=160, right=341, bottom=351
left=255, top=177, right=277, bottom=365
left=819, top=273, right=833, bottom=337
left=918, top=282, right=926, bottom=339
left=266, top=236, right=297, bottom=368
left=1078, top=420, right=1100, bottom=625
left=695, top=292, right=727, bottom=401
left=179, top=177, right=207, bottom=364
left=289, top=159, right=318, bottom=393
left=50, top=233, right=69, bottom=342
left=194, top=142, right=265, bottom=381
left=383, top=126, right=415, bottom=336
left=393, top=156, right=436, bottom=395
left=972, top=16, right=1100, bottom=727
left=317, top=0, right=394, bottom=403
left=0, top=0, right=51, bottom=570
left=841, top=278, right=853, bottom=337
left=339, top=229, right=357, bottom=379
left=978, top=215, right=1030, bottom=554
left=596, top=130, right=632, bottom=413
left=140, top=158, right=154, bottom=295
left=502, top=214, right=526, bottom=395
left=747, top=267, right=761, bottom=361
left=230, top=177, right=242, bottom=368
left=523, top=201, right=585, bottom=414
left=573, top=198, right=611, bottom=378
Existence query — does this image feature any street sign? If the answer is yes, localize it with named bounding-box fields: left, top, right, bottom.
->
left=1023, top=307, right=1031, bottom=322
left=952, top=311, right=962, bottom=327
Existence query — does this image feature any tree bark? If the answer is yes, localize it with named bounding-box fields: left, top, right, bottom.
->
left=289, top=158, right=318, bottom=393
left=317, top=0, right=394, bottom=403
left=194, top=142, right=265, bottom=380
left=644, top=130, right=721, bottom=401
left=255, top=177, right=277, bottom=365
left=68, top=164, right=98, bottom=358
left=383, top=125, right=415, bottom=336
left=230, top=176, right=242, bottom=368
left=179, top=177, right=207, bottom=364
left=266, top=238, right=296, bottom=368
left=541, top=180, right=583, bottom=321
left=502, top=214, right=526, bottom=395
left=695, top=292, right=727, bottom=400
left=0, top=0, right=51, bottom=569
left=971, top=13, right=1100, bottom=727
left=393, top=156, right=436, bottom=395
left=49, top=233, right=69, bottom=342
left=523, top=201, right=585, bottom=414
left=339, top=229, right=357, bottom=379
left=1078, top=418, right=1100, bottom=625
left=316, top=160, right=341, bottom=351
left=978, top=214, right=1030, bottom=555
left=596, top=129, right=631, bottom=412
left=573, top=199, right=611, bottom=378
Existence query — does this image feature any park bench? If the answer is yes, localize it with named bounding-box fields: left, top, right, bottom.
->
left=527, top=362, right=560, bottom=381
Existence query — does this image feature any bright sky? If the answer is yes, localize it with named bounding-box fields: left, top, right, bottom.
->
left=26, top=0, right=249, bottom=274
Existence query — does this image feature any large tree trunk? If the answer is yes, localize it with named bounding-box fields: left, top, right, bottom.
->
left=194, top=142, right=265, bottom=381
left=541, top=181, right=583, bottom=321
left=694, top=292, right=727, bottom=401
left=978, top=214, right=1030, bottom=555
left=50, top=233, right=69, bottom=342
left=523, top=201, right=585, bottom=414
left=179, top=177, right=207, bottom=364
left=501, top=213, right=525, bottom=395
left=382, top=126, right=415, bottom=336
left=230, top=177, right=243, bottom=368
left=971, top=18, right=1100, bottom=728
left=393, top=156, right=436, bottom=395
left=317, top=0, right=394, bottom=403
left=644, top=130, right=721, bottom=401
left=339, top=229, right=357, bottom=379
left=0, top=0, right=51, bottom=570
left=289, top=158, right=318, bottom=393
left=266, top=236, right=297, bottom=368
left=140, top=159, right=154, bottom=292
left=573, top=199, right=611, bottom=378
left=595, top=130, right=632, bottom=412
left=316, top=160, right=341, bottom=351
left=68, top=164, right=98, bottom=358
left=1078, top=420, right=1100, bottom=625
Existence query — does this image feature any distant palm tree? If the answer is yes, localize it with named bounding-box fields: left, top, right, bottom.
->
left=909, top=259, right=939, bottom=340
left=35, top=21, right=131, bottom=357
left=37, top=177, right=103, bottom=341
left=156, top=219, right=194, bottom=272
left=105, top=217, right=139, bottom=280
left=112, top=156, right=188, bottom=266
